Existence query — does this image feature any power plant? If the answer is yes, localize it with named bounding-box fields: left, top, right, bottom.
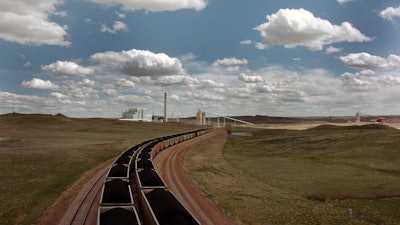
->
left=120, top=93, right=254, bottom=126
left=120, top=92, right=168, bottom=122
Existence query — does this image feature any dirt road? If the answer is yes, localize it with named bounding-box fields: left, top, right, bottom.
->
left=154, top=129, right=238, bottom=225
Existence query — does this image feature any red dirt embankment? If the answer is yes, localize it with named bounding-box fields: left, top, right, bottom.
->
left=154, top=129, right=238, bottom=225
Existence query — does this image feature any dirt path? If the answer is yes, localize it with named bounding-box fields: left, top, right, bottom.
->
left=154, top=129, right=239, bottom=225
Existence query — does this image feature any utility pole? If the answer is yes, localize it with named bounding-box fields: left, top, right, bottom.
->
left=12, top=95, right=15, bottom=113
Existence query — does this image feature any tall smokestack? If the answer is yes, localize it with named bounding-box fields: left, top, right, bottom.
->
left=164, top=92, right=168, bottom=123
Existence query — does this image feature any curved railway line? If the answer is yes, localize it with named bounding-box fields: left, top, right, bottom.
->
left=62, top=128, right=220, bottom=225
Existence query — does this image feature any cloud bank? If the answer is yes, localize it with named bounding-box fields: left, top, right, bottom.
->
left=88, top=0, right=207, bottom=12
left=91, top=49, right=185, bottom=77
left=380, top=6, right=400, bottom=21
left=0, top=0, right=70, bottom=46
left=42, top=61, right=94, bottom=77
left=255, top=8, right=371, bottom=51
left=22, top=78, right=59, bottom=90
left=100, top=21, right=128, bottom=33
left=340, top=53, right=400, bottom=70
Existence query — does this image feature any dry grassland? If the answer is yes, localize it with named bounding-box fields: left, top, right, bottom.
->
left=0, top=113, right=201, bottom=225
left=184, top=124, right=400, bottom=225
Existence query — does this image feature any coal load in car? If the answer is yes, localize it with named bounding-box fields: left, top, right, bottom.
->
left=122, top=146, right=139, bottom=157
left=145, top=189, right=199, bottom=225
left=115, top=155, right=131, bottom=164
left=108, top=164, right=128, bottom=178
left=99, top=207, right=140, bottom=225
left=141, top=146, right=153, bottom=154
left=136, top=158, right=154, bottom=170
left=138, top=169, right=165, bottom=188
left=101, top=179, right=133, bottom=205
left=138, top=151, right=151, bottom=160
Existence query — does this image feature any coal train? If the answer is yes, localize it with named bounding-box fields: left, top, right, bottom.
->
left=98, top=129, right=212, bottom=225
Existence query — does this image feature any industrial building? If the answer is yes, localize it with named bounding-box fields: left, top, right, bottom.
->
left=196, top=110, right=206, bottom=125
left=122, top=107, right=144, bottom=120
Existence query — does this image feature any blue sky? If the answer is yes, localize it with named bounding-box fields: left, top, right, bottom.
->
left=1, top=0, right=400, bottom=118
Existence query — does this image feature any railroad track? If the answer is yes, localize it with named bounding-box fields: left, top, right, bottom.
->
left=98, top=129, right=211, bottom=225
left=66, top=166, right=109, bottom=225
left=61, top=129, right=212, bottom=225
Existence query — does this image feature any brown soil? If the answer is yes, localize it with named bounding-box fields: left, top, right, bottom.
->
left=154, top=129, right=239, bottom=225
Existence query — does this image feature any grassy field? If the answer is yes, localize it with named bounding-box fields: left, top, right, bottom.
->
left=0, top=113, right=202, bottom=225
left=184, top=124, right=400, bottom=225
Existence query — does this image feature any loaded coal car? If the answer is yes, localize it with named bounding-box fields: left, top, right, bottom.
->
left=140, top=189, right=200, bottom=225
left=98, top=206, right=141, bottom=225
left=121, top=145, right=140, bottom=157
left=138, top=149, right=151, bottom=160
left=107, top=164, right=129, bottom=180
left=100, top=179, right=134, bottom=206
left=114, top=155, right=132, bottom=165
left=151, top=140, right=164, bottom=157
left=141, top=145, right=154, bottom=154
left=163, top=136, right=171, bottom=148
left=136, top=158, right=154, bottom=170
left=167, top=136, right=176, bottom=147
left=136, top=169, right=166, bottom=189
left=150, top=139, right=163, bottom=157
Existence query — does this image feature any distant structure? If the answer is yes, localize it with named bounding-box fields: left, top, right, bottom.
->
left=122, top=107, right=144, bottom=120
left=196, top=110, right=206, bottom=125
left=376, top=117, right=388, bottom=123
left=197, top=110, right=254, bottom=127
left=12, top=96, right=15, bottom=113
left=356, top=112, right=388, bottom=123
left=152, top=115, right=164, bottom=123
left=164, top=92, right=168, bottom=123
left=356, top=112, right=361, bottom=123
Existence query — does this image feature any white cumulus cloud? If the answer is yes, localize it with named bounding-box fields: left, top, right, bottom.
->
left=380, top=6, right=400, bottom=21
left=0, top=0, right=70, bottom=46
left=115, top=79, right=136, bottom=88
left=91, top=49, right=184, bottom=77
left=340, top=53, right=400, bottom=70
left=42, top=61, right=94, bottom=77
left=153, top=75, right=200, bottom=86
left=213, top=58, right=248, bottom=66
left=337, top=0, right=356, bottom=4
left=21, top=78, right=59, bottom=90
left=88, top=0, right=207, bottom=12
left=238, top=73, right=264, bottom=83
left=213, top=57, right=248, bottom=72
left=100, top=21, right=128, bottom=33
left=326, top=46, right=342, bottom=54
left=240, top=40, right=252, bottom=45
left=51, top=92, right=67, bottom=99
left=254, top=8, right=371, bottom=51
left=341, top=69, right=400, bottom=92
left=103, top=89, right=118, bottom=96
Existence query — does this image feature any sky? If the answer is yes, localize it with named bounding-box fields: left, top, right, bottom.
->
left=1, top=0, right=400, bottom=118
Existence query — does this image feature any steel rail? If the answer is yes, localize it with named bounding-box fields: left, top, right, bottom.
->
left=67, top=166, right=109, bottom=225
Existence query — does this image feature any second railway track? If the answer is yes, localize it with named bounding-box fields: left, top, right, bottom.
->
left=61, top=128, right=214, bottom=225
left=64, top=166, right=110, bottom=225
